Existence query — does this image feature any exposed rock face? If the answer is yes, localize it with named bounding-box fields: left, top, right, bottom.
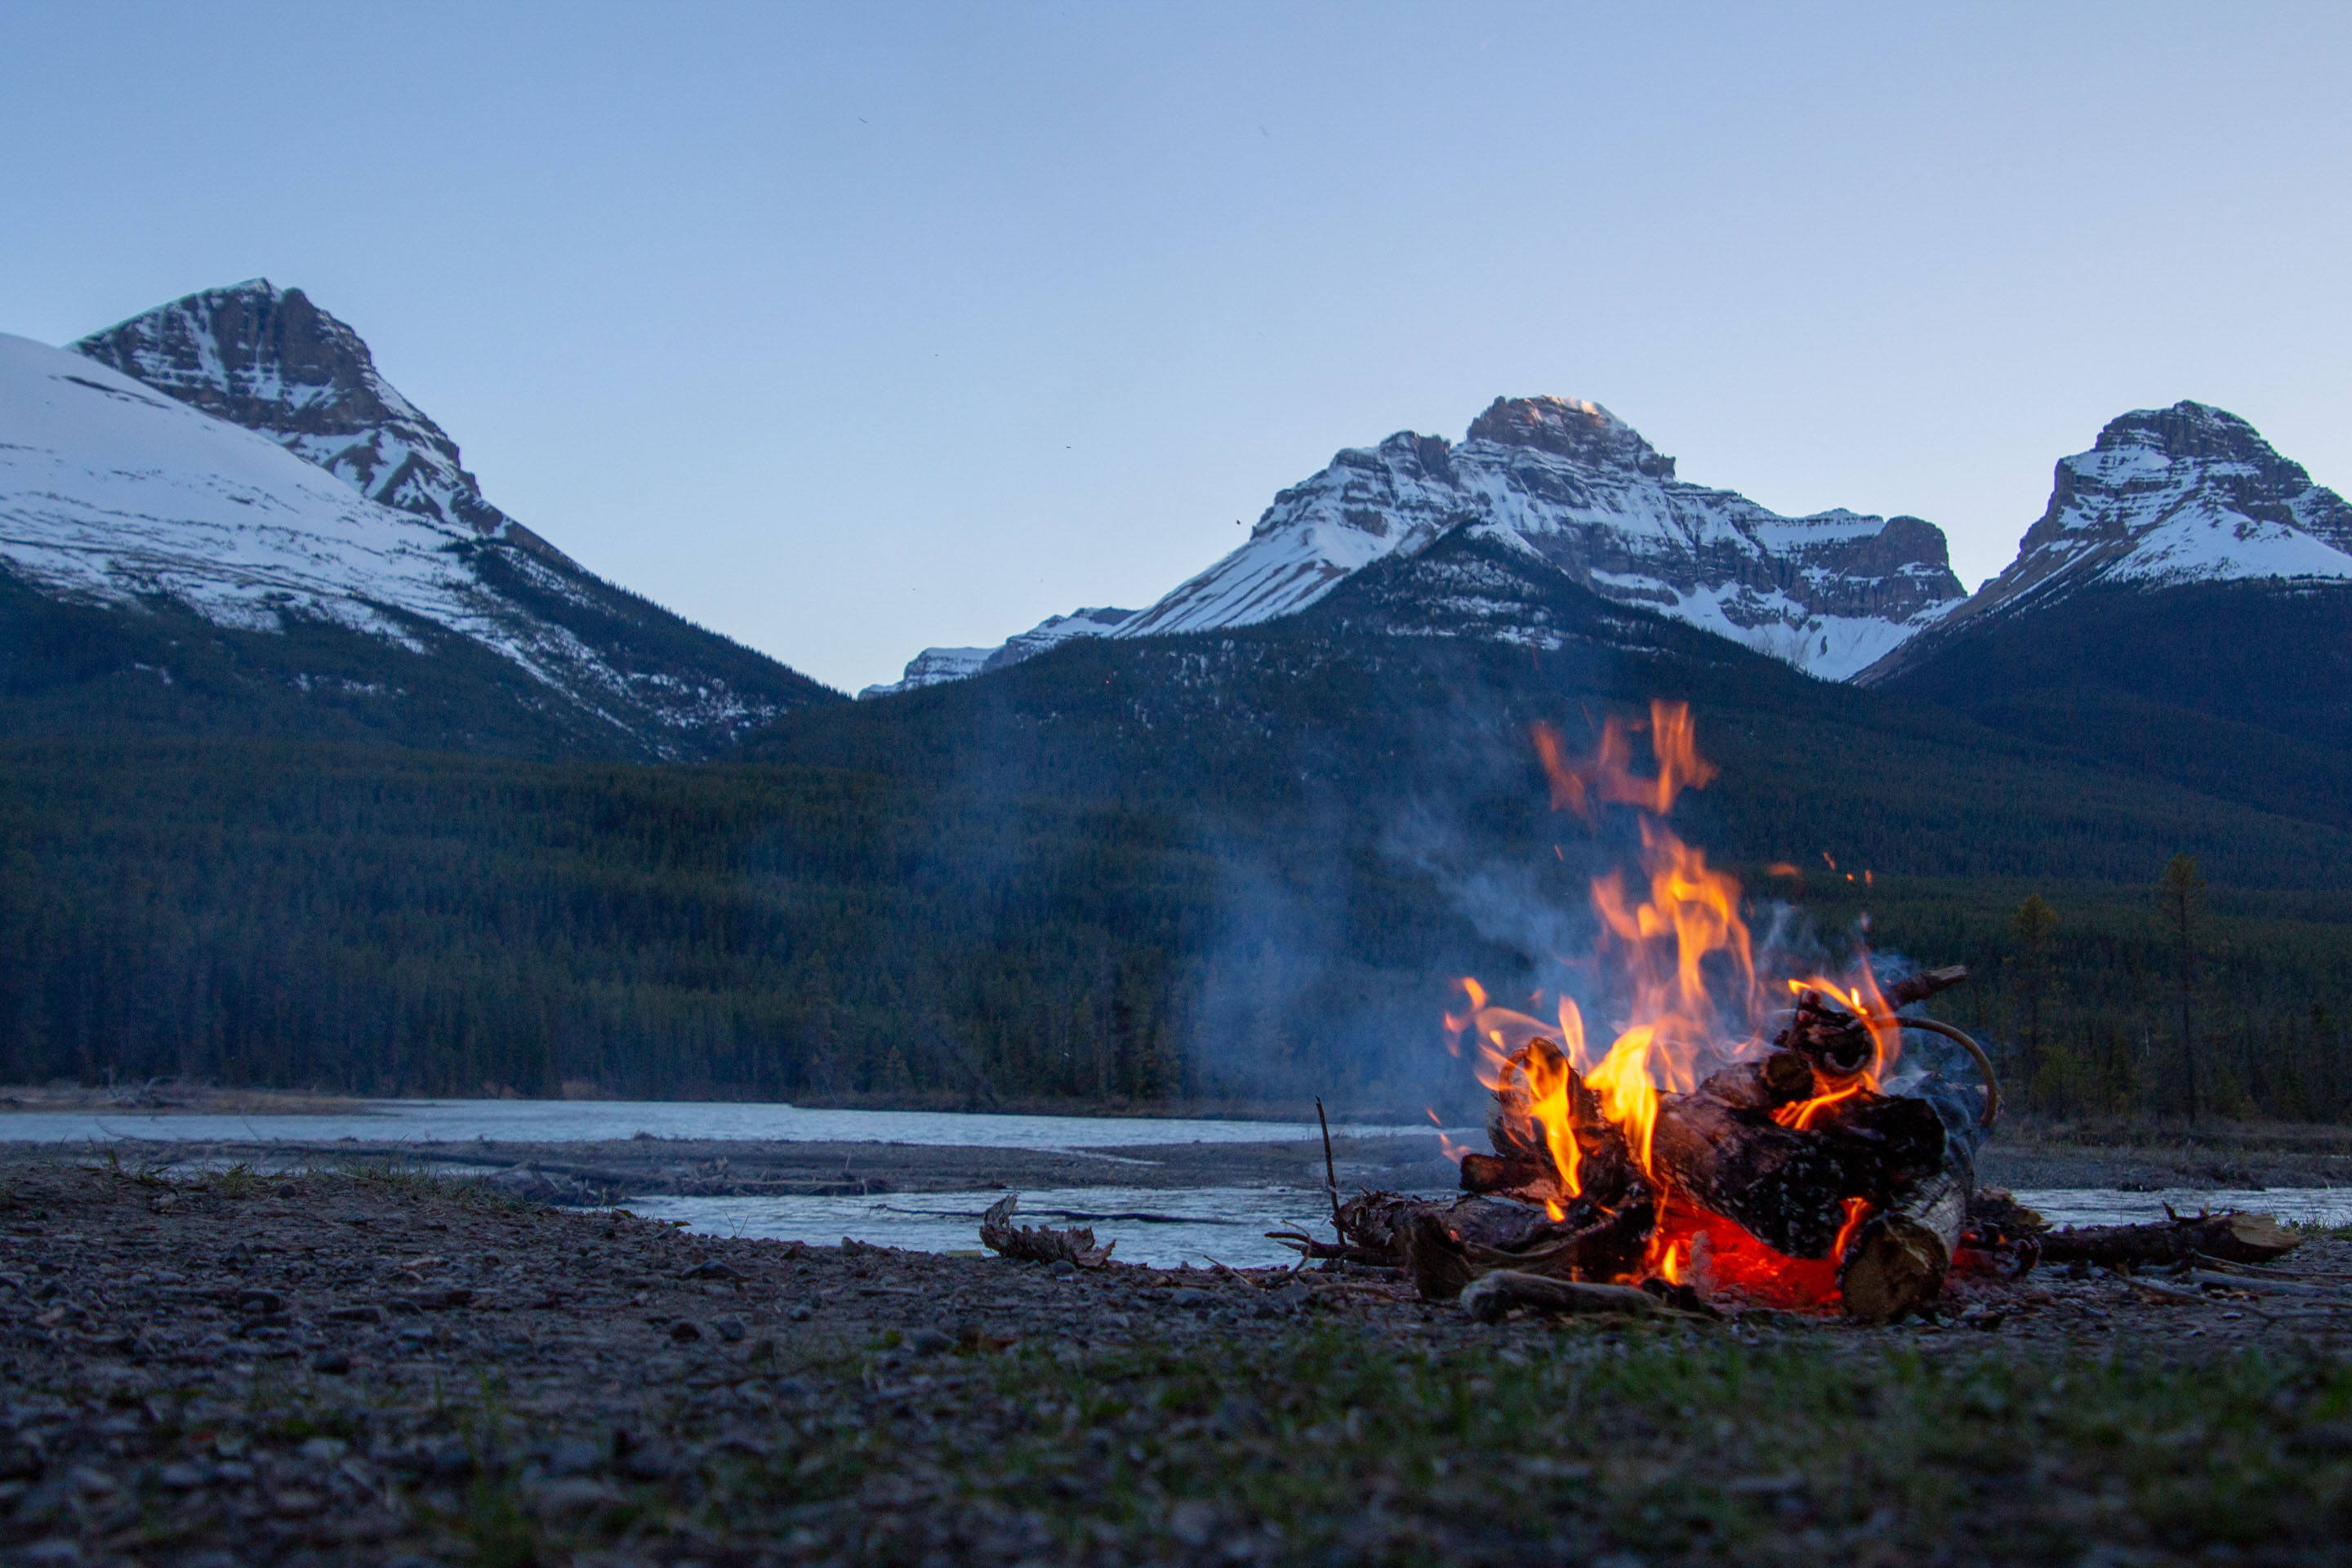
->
left=71, top=280, right=570, bottom=561
left=1115, top=396, right=1965, bottom=680
left=1860, top=401, right=2352, bottom=682
left=861, top=607, right=1135, bottom=699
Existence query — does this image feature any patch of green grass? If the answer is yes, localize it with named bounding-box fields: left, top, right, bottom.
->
left=698, top=1325, right=2352, bottom=1564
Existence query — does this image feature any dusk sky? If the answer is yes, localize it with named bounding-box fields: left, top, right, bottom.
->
left=4, top=2, right=2345, bottom=694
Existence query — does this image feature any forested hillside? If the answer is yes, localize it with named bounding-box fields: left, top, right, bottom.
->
left=4, top=549, right=2349, bottom=1120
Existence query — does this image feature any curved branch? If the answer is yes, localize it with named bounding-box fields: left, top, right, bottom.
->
left=1887, top=1015, right=2001, bottom=1129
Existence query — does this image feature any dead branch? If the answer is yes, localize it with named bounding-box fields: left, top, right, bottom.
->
left=2037, top=1212, right=2300, bottom=1270
left=978, top=1195, right=1115, bottom=1268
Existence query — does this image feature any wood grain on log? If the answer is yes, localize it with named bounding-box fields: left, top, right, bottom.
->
left=1839, top=1168, right=1967, bottom=1321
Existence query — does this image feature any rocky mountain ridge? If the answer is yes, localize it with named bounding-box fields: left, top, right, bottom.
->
left=861, top=606, right=1136, bottom=698
left=0, top=283, right=836, bottom=757
left=868, top=395, right=1970, bottom=693
left=1860, top=400, right=2352, bottom=683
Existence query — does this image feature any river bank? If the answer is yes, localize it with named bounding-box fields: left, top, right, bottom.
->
left=5, top=1157, right=2352, bottom=1566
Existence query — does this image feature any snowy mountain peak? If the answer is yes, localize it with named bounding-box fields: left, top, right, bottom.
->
left=1465, top=395, right=1676, bottom=480
left=70, top=280, right=568, bottom=562
left=1857, top=402, right=2352, bottom=682
left=1102, top=396, right=1963, bottom=680
left=4, top=289, right=836, bottom=756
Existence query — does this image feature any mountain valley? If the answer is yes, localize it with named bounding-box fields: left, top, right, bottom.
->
left=3, top=281, right=2350, bottom=1120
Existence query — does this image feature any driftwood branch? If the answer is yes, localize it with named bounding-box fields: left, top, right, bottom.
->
left=979, top=1195, right=1115, bottom=1267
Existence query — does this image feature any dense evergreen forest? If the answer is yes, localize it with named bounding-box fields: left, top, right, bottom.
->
left=4, top=577, right=2350, bottom=1120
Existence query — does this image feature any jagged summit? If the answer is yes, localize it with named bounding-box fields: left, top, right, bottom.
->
left=1465, top=395, right=1676, bottom=479
left=1860, top=400, right=2352, bottom=684
left=1102, top=396, right=1964, bottom=679
left=71, top=279, right=567, bottom=562
left=862, top=395, right=1967, bottom=693
left=0, top=285, right=840, bottom=757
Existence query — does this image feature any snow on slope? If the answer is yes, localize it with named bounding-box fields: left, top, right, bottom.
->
left=0, top=331, right=807, bottom=748
left=860, top=607, right=1135, bottom=699
left=1114, top=398, right=1965, bottom=682
left=1860, top=401, right=2352, bottom=680
left=0, top=332, right=514, bottom=648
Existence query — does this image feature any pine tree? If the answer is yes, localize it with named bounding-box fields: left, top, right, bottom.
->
left=2158, top=853, right=2206, bottom=1120
left=2010, top=893, right=2056, bottom=1094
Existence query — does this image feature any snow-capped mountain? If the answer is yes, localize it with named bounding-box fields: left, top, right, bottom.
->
left=861, top=606, right=1135, bottom=698
left=0, top=283, right=835, bottom=757
left=867, top=396, right=1966, bottom=694
left=1122, top=397, right=1964, bottom=680
left=1860, top=401, right=2352, bottom=683
left=70, top=280, right=564, bottom=558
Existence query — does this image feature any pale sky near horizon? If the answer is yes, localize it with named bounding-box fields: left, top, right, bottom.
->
left=3, top=2, right=2346, bottom=694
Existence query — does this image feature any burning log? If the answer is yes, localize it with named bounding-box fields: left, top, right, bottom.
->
left=979, top=1195, right=1115, bottom=1268
left=1459, top=1271, right=1663, bottom=1322
left=1646, top=1059, right=1947, bottom=1260
left=2035, top=1210, right=2301, bottom=1270
left=1464, top=1039, right=1644, bottom=1209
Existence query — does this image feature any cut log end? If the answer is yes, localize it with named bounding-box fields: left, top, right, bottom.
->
left=1839, top=1214, right=1949, bottom=1321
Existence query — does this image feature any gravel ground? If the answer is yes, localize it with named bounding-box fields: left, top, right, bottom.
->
left=7, top=1157, right=2352, bottom=1567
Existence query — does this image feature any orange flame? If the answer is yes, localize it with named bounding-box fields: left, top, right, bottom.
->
left=1446, top=701, right=1905, bottom=1309
left=1533, top=699, right=1721, bottom=822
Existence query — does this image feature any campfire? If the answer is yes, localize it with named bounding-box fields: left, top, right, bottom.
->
left=1272, top=702, right=2236, bottom=1321
left=977, top=698, right=2306, bottom=1318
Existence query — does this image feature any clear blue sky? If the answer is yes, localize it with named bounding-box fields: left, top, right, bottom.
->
left=4, top=2, right=2345, bottom=694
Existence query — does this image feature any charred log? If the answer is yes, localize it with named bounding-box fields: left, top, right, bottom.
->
left=1400, top=1192, right=1655, bottom=1302
left=1648, top=1075, right=1944, bottom=1258
left=2036, top=1211, right=2301, bottom=1270
left=1692, top=1050, right=1817, bottom=1113
left=1457, top=1152, right=1557, bottom=1200
left=1775, top=965, right=1971, bottom=1080
left=1883, top=964, right=1970, bottom=1009
left=1475, top=1038, right=1642, bottom=1210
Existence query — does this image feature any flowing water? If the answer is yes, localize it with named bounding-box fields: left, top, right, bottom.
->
left=625, top=1184, right=2352, bottom=1269
left=9, top=1099, right=2345, bottom=1266
left=624, top=1186, right=1336, bottom=1269
left=0, top=1099, right=1426, bottom=1150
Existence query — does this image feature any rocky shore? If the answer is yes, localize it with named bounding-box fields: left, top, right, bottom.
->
left=7, top=1155, right=2352, bottom=1566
